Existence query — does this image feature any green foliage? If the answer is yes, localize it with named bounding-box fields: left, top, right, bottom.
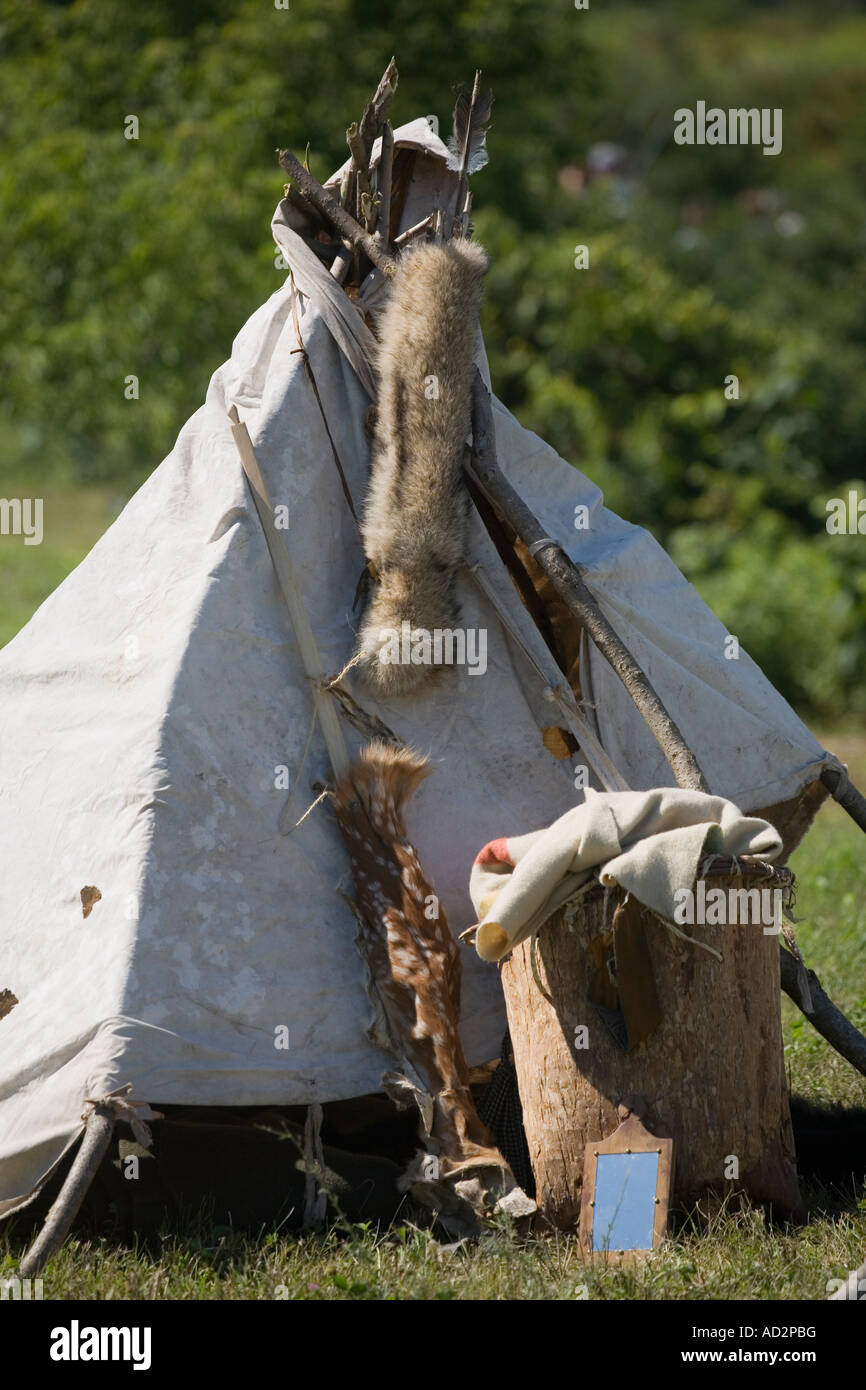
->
left=1, top=0, right=864, bottom=715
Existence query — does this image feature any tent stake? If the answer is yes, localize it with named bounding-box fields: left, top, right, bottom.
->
left=466, top=371, right=710, bottom=794
left=18, top=1105, right=115, bottom=1279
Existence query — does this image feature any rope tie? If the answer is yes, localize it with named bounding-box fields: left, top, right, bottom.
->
left=83, top=1083, right=159, bottom=1148
left=302, top=1103, right=328, bottom=1227
left=321, top=650, right=366, bottom=689
left=827, top=762, right=850, bottom=801
left=292, top=787, right=330, bottom=830
left=649, top=911, right=724, bottom=962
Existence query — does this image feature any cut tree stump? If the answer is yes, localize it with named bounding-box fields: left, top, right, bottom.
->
left=500, top=862, right=803, bottom=1230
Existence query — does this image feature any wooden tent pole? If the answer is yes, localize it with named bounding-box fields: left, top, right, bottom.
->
left=466, top=371, right=711, bottom=794
left=18, top=1105, right=115, bottom=1278
left=779, top=946, right=866, bottom=1078
left=228, top=407, right=349, bottom=780
left=820, top=764, right=866, bottom=838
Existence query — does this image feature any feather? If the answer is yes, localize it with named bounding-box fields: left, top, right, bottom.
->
left=445, top=75, right=493, bottom=176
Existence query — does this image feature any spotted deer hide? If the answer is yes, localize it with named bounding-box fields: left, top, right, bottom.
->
left=333, top=741, right=511, bottom=1182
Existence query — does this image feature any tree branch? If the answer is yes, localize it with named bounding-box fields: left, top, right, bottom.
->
left=277, top=147, right=396, bottom=277
left=358, top=56, right=399, bottom=164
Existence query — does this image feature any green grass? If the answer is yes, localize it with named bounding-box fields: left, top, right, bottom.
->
left=4, top=1192, right=865, bottom=1301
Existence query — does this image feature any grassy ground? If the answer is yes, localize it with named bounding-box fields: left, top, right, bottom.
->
left=3, top=1197, right=864, bottom=1301
left=0, top=482, right=123, bottom=647
left=1, top=500, right=864, bottom=1300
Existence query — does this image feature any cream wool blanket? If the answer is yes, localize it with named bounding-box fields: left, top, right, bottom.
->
left=469, top=788, right=783, bottom=962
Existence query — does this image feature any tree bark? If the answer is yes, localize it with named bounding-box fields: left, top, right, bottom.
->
left=500, top=869, right=803, bottom=1230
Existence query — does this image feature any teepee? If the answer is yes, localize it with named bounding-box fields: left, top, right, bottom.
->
left=0, top=93, right=857, bottom=1247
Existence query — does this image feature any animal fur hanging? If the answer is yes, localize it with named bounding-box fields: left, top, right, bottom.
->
left=355, top=237, right=488, bottom=695
left=332, top=741, right=517, bottom=1195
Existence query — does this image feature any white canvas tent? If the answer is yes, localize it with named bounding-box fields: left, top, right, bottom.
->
left=0, top=119, right=838, bottom=1218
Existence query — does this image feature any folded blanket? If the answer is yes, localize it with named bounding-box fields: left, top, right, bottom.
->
left=469, top=787, right=782, bottom=962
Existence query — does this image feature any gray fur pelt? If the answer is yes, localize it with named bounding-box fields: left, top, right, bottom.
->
left=356, top=237, right=488, bottom=695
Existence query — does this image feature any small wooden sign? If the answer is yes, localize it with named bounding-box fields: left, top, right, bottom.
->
left=579, top=1110, right=673, bottom=1260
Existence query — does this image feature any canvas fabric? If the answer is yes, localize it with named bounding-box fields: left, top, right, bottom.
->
left=469, top=786, right=783, bottom=961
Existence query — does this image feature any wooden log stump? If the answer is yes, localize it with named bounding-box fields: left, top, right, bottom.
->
left=500, top=862, right=802, bottom=1230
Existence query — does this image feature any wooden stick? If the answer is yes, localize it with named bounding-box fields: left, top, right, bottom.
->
left=285, top=182, right=326, bottom=231
left=358, top=56, right=399, bottom=164
left=395, top=213, right=434, bottom=247
left=779, top=945, right=866, bottom=1078
left=466, top=371, right=710, bottom=794
left=19, top=1105, right=115, bottom=1278
left=329, top=244, right=353, bottom=283
left=346, top=121, right=370, bottom=222
left=820, top=763, right=866, bottom=837
left=359, top=191, right=376, bottom=235
left=375, top=121, right=394, bottom=244
left=277, top=147, right=396, bottom=278
left=228, top=407, right=350, bottom=780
